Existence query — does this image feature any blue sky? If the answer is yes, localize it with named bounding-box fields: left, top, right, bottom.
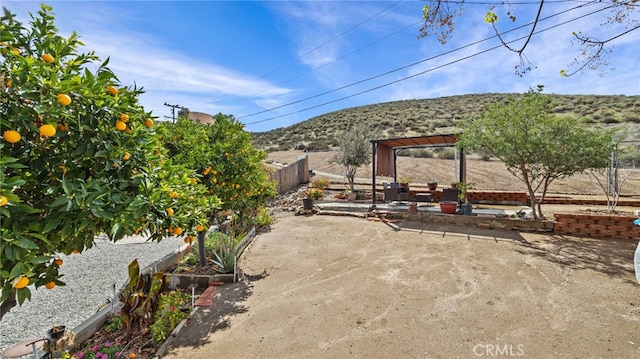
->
left=4, top=1, right=639, bottom=132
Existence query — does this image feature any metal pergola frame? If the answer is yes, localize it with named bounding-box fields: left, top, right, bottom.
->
left=370, top=134, right=466, bottom=204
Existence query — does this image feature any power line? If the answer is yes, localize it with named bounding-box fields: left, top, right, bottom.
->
left=279, top=19, right=424, bottom=87
left=240, top=0, right=602, bottom=121
left=244, top=2, right=616, bottom=126
left=211, top=1, right=407, bottom=104
left=297, top=0, right=406, bottom=61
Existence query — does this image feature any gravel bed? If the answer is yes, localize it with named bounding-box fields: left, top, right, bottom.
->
left=0, top=234, right=186, bottom=354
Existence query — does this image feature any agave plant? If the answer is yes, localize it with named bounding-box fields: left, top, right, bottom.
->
left=210, top=237, right=238, bottom=274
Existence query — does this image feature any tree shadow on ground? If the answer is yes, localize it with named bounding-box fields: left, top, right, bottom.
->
left=512, top=234, right=637, bottom=284
left=165, top=271, right=268, bottom=351
left=395, top=219, right=637, bottom=285
left=393, top=220, right=528, bottom=243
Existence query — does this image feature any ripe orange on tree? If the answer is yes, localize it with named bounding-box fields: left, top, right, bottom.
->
left=3, top=130, right=21, bottom=143
left=196, top=224, right=205, bottom=232
left=166, top=207, right=174, bottom=216
left=169, top=191, right=179, bottom=199
left=57, top=93, right=71, bottom=106
left=41, top=53, right=54, bottom=63
left=115, top=120, right=127, bottom=131
left=184, top=236, right=195, bottom=244
left=54, top=258, right=63, bottom=266
left=13, top=276, right=29, bottom=289
left=120, top=113, right=130, bottom=122
left=44, top=281, right=56, bottom=290
left=123, top=152, right=131, bottom=161
left=144, top=118, right=154, bottom=128
left=107, top=85, right=118, bottom=96
left=172, top=227, right=183, bottom=236
left=0, top=195, right=8, bottom=207
left=39, top=124, right=56, bottom=137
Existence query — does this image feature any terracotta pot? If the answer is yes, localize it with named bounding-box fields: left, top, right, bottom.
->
left=408, top=203, right=418, bottom=212
left=427, top=183, right=438, bottom=191
left=439, top=201, right=458, bottom=214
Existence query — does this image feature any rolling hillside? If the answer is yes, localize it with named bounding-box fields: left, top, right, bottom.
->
left=251, top=93, right=640, bottom=151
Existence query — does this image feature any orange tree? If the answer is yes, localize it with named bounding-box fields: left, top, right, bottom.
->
left=0, top=5, right=218, bottom=319
left=159, top=114, right=276, bottom=229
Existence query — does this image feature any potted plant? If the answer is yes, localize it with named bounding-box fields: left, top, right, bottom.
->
left=453, top=182, right=474, bottom=215
left=439, top=201, right=458, bottom=214
left=398, top=177, right=413, bottom=188
left=427, top=178, right=438, bottom=191
left=48, top=325, right=66, bottom=340
left=303, top=188, right=322, bottom=209
left=308, top=188, right=324, bottom=200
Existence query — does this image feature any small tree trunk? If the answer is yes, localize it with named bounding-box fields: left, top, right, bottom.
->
left=197, top=230, right=207, bottom=266
left=0, top=289, right=17, bottom=321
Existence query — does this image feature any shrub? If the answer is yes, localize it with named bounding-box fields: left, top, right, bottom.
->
left=308, top=188, right=324, bottom=200
left=149, top=290, right=191, bottom=343
left=311, top=178, right=329, bottom=188
left=412, top=148, right=434, bottom=158
left=254, top=207, right=273, bottom=227
left=437, top=148, right=457, bottom=159
left=71, top=341, right=124, bottom=359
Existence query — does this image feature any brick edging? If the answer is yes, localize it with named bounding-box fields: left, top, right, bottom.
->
left=553, top=213, right=640, bottom=240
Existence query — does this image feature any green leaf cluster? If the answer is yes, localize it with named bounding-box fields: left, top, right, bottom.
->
left=159, top=114, right=277, bottom=222
left=0, top=5, right=216, bottom=314
left=457, top=87, right=615, bottom=219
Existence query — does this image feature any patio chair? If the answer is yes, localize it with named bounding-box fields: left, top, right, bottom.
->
left=384, top=188, right=409, bottom=203
left=441, top=188, right=460, bottom=203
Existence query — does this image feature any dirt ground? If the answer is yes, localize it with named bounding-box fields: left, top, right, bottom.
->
left=164, top=212, right=640, bottom=359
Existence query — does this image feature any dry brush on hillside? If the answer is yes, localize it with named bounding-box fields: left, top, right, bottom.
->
left=252, top=94, right=640, bottom=153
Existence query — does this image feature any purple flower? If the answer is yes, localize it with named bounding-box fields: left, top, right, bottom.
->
left=92, top=345, right=99, bottom=351
left=115, top=352, right=121, bottom=357
left=104, top=342, right=112, bottom=347
left=75, top=353, right=85, bottom=359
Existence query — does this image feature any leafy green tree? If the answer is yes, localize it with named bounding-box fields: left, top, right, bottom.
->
left=0, top=5, right=214, bottom=319
left=159, top=114, right=277, bottom=264
left=330, top=123, right=373, bottom=191
left=457, top=87, right=615, bottom=219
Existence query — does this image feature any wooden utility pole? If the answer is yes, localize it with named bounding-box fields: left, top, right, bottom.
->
left=163, top=102, right=183, bottom=123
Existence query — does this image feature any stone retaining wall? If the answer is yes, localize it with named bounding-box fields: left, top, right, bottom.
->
left=377, top=208, right=640, bottom=241
left=380, top=210, right=554, bottom=233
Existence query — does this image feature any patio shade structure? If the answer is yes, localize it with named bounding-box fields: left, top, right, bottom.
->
left=370, top=134, right=466, bottom=203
